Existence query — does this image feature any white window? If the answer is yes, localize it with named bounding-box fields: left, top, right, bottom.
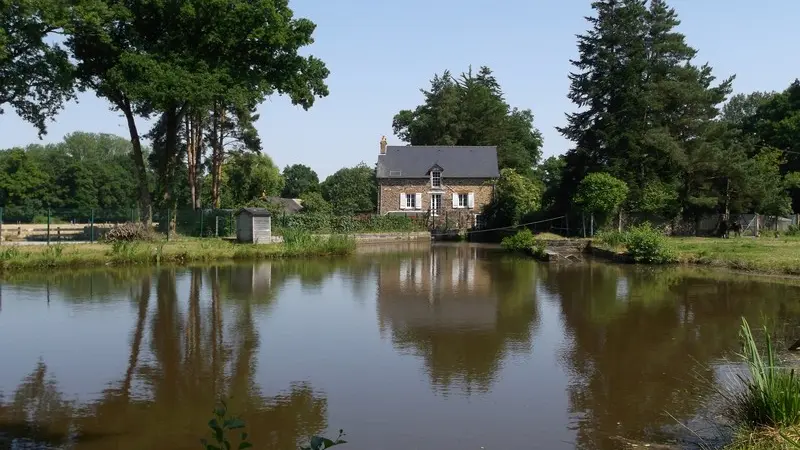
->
left=431, top=194, right=442, bottom=215
left=431, top=170, right=441, bottom=188
left=452, top=192, right=476, bottom=209
left=406, top=194, right=417, bottom=209
left=400, top=193, right=421, bottom=210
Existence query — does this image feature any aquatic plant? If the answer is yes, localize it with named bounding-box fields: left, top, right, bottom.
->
left=202, top=401, right=346, bottom=450
left=721, top=318, right=800, bottom=449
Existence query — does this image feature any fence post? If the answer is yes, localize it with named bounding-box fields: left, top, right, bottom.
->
left=199, top=209, right=204, bottom=237
left=166, top=209, right=171, bottom=241
left=47, top=209, right=51, bottom=245
left=215, top=216, right=219, bottom=237
left=90, top=209, right=95, bottom=243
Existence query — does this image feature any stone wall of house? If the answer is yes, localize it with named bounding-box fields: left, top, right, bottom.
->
left=376, top=178, right=494, bottom=227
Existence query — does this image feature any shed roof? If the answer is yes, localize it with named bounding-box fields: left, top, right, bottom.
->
left=263, top=197, right=303, bottom=214
left=376, top=145, right=499, bottom=179
left=236, top=207, right=272, bottom=217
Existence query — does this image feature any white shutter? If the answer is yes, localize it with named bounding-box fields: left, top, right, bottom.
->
left=400, top=193, right=407, bottom=210
left=468, top=192, right=475, bottom=209
left=452, top=193, right=459, bottom=208
left=415, top=193, right=422, bottom=209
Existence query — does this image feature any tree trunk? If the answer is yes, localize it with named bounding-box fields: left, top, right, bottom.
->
left=185, top=112, right=203, bottom=210
left=160, top=105, right=187, bottom=232
left=186, top=114, right=197, bottom=211
left=724, top=178, right=731, bottom=220
left=210, top=102, right=226, bottom=209
left=121, top=102, right=152, bottom=224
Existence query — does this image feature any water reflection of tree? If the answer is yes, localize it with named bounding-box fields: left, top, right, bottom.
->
left=540, top=263, right=800, bottom=449
left=0, top=268, right=153, bottom=303
left=0, top=360, right=74, bottom=447
left=1, top=266, right=330, bottom=450
left=378, top=246, right=540, bottom=395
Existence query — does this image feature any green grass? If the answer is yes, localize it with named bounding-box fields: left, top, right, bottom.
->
left=720, top=319, right=800, bottom=450
left=0, top=234, right=356, bottom=272
left=670, top=236, right=800, bottom=276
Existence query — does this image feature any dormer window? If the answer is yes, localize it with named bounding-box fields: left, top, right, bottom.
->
left=431, top=170, right=442, bottom=188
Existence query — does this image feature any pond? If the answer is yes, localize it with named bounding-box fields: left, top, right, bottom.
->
left=1, top=242, right=800, bottom=450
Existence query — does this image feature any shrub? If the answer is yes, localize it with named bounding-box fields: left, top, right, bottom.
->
left=725, top=319, right=800, bottom=431
left=786, top=224, right=800, bottom=237
left=625, top=223, right=676, bottom=264
left=501, top=228, right=545, bottom=257
left=104, top=222, right=157, bottom=242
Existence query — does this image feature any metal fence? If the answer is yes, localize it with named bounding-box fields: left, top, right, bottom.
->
left=0, top=208, right=239, bottom=243
left=0, top=208, right=430, bottom=243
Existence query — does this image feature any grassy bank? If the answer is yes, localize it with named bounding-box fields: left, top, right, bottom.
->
left=592, top=232, right=800, bottom=276
left=0, top=235, right=356, bottom=272
left=670, top=237, right=800, bottom=276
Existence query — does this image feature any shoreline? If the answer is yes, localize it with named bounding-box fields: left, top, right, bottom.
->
left=586, top=241, right=800, bottom=279
left=0, top=232, right=431, bottom=273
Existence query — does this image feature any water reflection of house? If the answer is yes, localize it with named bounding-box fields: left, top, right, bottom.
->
left=376, top=245, right=539, bottom=394
left=377, top=245, right=496, bottom=332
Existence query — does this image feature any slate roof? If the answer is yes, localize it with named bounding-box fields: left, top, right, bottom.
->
left=376, top=146, right=500, bottom=179
left=263, top=197, right=304, bottom=214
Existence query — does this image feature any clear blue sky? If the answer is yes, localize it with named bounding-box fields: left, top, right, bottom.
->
left=1, top=0, right=798, bottom=178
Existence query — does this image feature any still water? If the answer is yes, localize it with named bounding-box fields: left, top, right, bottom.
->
left=2, top=243, right=800, bottom=450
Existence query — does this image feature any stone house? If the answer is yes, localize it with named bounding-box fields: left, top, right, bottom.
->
left=375, top=137, right=499, bottom=228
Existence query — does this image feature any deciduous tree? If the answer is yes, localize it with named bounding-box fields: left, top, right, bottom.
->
left=321, top=163, right=377, bottom=214
left=221, top=152, right=284, bottom=208
left=282, top=164, right=320, bottom=198
left=0, top=0, right=74, bottom=135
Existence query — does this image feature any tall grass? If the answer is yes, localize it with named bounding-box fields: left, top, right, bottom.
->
left=722, top=318, right=800, bottom=449
left=729, top=318, right=800, bottom=429
left=0, top=235, right=356, bottom=272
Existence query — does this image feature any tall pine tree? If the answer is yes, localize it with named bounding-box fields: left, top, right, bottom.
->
left=558, top=0, right=732, bottom=217
left=393, top=66, right=543, bottom=176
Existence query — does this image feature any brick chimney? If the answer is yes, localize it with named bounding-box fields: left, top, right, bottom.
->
left=380, top=135, right=387, bottom=154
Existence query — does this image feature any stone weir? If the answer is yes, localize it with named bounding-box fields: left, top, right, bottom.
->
left=534, top=239, right=592, bottom=262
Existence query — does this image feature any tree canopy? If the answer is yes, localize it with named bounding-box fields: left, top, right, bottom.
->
left=558, top=0, right=732, bottom=214
left=482, top=168, right=541, bottom=227
left=0, top=133, right=139, bottom=220
left=282, top=164, right=320, bottom=198
left=221, top=152, right=284, bottom=209
left=0, top=0, right=74, bottom=135
left=574, top=173, right=629, bottom=216
left=321, top=163, right=377, bottom=214
left=392, top=66, right=543, bottom=176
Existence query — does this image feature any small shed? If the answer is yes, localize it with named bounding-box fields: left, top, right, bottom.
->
left=235, top=208, right=272, bottom=244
